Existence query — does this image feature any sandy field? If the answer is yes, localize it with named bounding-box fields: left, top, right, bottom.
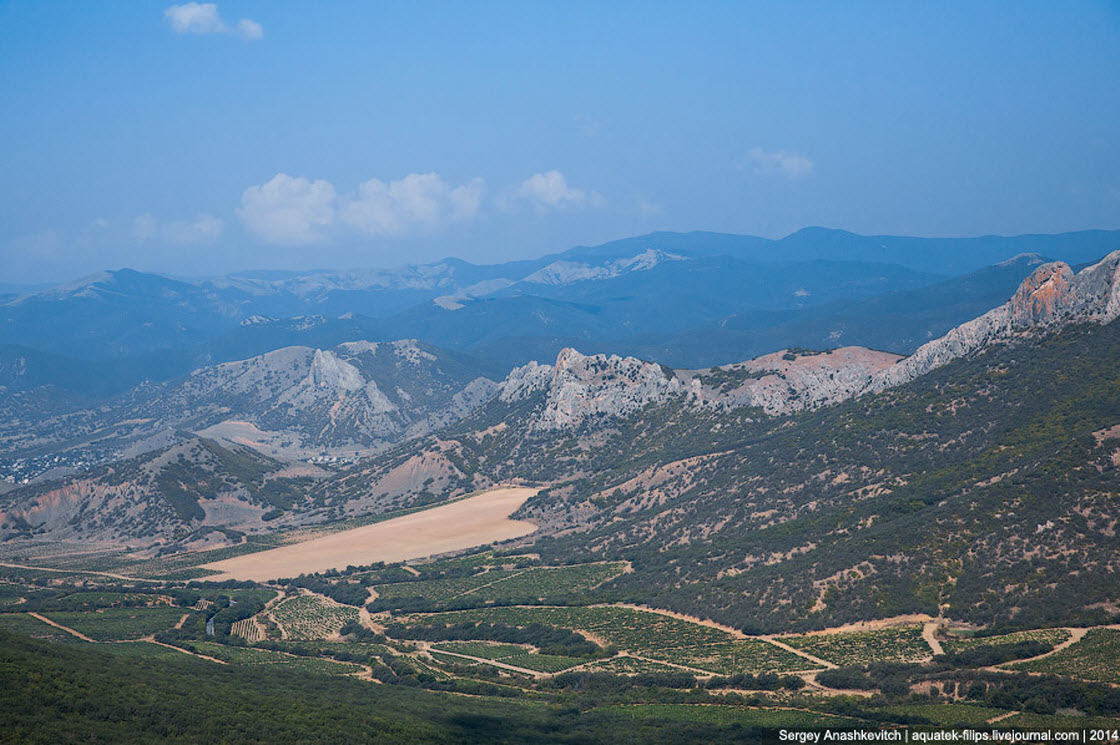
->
left=202, top=487, right=539, bottom=582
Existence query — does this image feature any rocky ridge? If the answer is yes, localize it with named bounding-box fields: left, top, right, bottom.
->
left=494, top=251, right=1120, bottom=427
left=868, top=251, right=1120, bottom=392
left=156, top=339, right=497, bottom=450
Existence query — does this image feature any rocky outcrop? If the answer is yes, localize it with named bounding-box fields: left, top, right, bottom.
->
left=76, top=339, right=500, bottom=457
left=496, top=346, right=901, bottom=428
left=536, top=349, right=687, bottom=429
left=869, top=251, right=1120, bottom=392
left=498, top=361, right=554, bottom=403
left=495, top=250, right=1120, bottom=428
left=691, top=347, right=902, bottom=416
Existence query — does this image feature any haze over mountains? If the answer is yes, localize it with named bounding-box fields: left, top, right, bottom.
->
left=5, top=232, right=1120, bottom=635
left=0, top=228, right=1116, bottom=486
left=3, top=227, right=1116, bottom=388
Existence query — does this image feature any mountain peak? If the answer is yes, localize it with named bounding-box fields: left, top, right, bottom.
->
left=1008, top=261, right=1075, bottom=325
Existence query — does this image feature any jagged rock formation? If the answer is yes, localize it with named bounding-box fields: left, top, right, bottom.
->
left=869, top=251, right=1120, bottom=392
left=0, top=339, right=499, bottom=477
left=495, top=251, right=1120, bottom=428
left=154, top=339, right=497, bottom=452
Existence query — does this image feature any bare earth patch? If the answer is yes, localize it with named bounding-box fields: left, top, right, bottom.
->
left=202, top=487, right=539, bottom=581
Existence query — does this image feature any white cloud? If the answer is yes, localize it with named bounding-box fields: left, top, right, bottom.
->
left=132, top=213, right=224, bottom=245
left=164, top=3, right=262, bottom=40
left=163, top=214, right=224, bottom=245
left=236, top=18, right=264, bottom=40
left=341, top=174, right=486, bottom=236
left=132, top=213, right=159, bottom=242
left=448, top=178, right=487, bottom=221
left=238, top=174, right=337, bottom=245
left=164, top=3, right=226, bottom=33
left=745, top=147, right=814, bottom=179
left=503, top=170, right=605, bottom=212
left=636, top=198, right=663, bottom=217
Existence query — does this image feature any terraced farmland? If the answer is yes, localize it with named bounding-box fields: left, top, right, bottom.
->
left=429, top=640, right=586, bottom=673
left=460, top=563, right=627, bottom=604
left=372, top=562, right=627, bottom=608
left=96, top=641, right=197, bottom=661
left=432, top=641, right=530, bottom=659
left=189, top=642, right=296, bottom=664
left=268, top=595, right=358, bottom=640
left=781, top=625, right=931, bottom=665
left=372, top=570, right=521, bottom=602
left=408, top=605, right=806, bottom=673
left=497, top=653, right=587, bottom=672
left=230, top=618, right=265, bottom=642
left=582, top=656, right=689, bottom=675
left=940, top=628, right=1071, bottom=654
left=1010, top=628, right=1120, bottom=683
left=188, top=641, right=364, bottom=676
left=645, top=640, right=811, bottom=674
left=415, top=606, right=733, bottom=653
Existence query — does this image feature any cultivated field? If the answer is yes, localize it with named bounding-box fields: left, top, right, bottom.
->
left=940, top=628, right=1071, bottom=654
left=432, top=641, right=530, bottom=659
left=409, top=605, right=807, bottom=674
left=40, top=607, right=188, bottom=641
left=267, top=594, right=358, bottom=640
left=230, top=618, right=265, bottom=642
left=203, top=487, right=539, bottom=581
left=781, top=624, right=931, bottom=665
left=371, top=562, right=627, bottom=608
left=582, top=656, right=688, bottom=675
left=1010, top=628, right=1120, bottom=683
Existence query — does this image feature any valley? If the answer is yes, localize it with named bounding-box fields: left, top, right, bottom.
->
left=202, top=486, right=539, bottom=581
left=3, top=541, right=1120, bottom=742
left=3, top=234, right=1120, bottom=739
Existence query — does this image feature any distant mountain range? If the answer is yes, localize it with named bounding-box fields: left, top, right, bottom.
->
left=3, top=228, right=1117, bottom=398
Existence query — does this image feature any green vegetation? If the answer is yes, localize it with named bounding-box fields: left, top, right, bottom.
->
left=414, top=321, right=1120, bottom=635
left=417, top=606, right=732, bottom=654
left=432, top=641, right=528, bottom=659
left=1011, top=629, right=1120, bottom=683
left=651, top=640, right=812, bottom=674
left=593, top=703, right=864, bottom=728
left=370, top=561, right=628, bottom=612
left=94, top=640, right=195, bottom=661
left=0, top=611, right=88, bottom=644
left=41, top=607, right=187, bottom=640
left=268, top=594, right=358, bottom=640
left=875, top=702, right=1008, bottom=726
left=941, top=627, right=1071, bottom=654
left=496, top=653, right=587, bottom=672
left=782, top=626, right=932, bottom=665
left=584, top=656, right=691, bottom=675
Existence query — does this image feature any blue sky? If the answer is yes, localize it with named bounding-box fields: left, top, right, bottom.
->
left=2, top=1, right=1119, bottom=282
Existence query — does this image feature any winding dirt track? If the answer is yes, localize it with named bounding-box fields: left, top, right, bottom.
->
left=922, top=622, right=944, bottom=656
left=28, top=612, right=95, bottom=642
left=203, top=487, right=539, bottom=582
left=0, top=562, right=157, bottom=583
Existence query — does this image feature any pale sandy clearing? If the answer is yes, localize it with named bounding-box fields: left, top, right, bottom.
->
left=202, top=487, right=539, bottom=582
